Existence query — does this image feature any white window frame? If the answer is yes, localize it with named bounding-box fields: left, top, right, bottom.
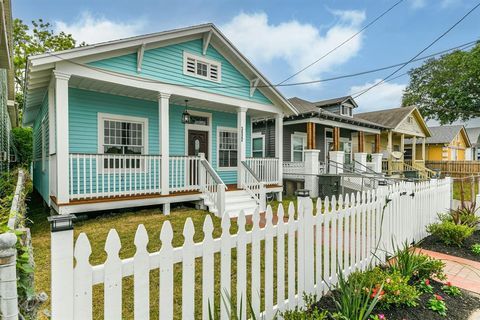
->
left=183, top=51, right=222, bottom=83
left=184, top=110, right=212, bottom=161
left=291, top=132, right=307, bottom=162
left=251, top=132, right=265, bottom=158
left=340, top=105, right=353, bottom=117
left=97, top=113, right=149, bottom=172
left=217, top=126, right=238, bottom=171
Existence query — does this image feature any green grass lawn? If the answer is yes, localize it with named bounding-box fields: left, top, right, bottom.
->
left=28, top=192, right=297, bottom=319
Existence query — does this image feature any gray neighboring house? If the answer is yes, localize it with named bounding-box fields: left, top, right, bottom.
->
left=0, top=0, right=16, bottom=172
left=252, top=96, right=385, bottom=164
left=466, top=127, right=480, bottom=160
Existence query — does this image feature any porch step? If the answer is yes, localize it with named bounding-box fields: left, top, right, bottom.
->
left=203, top=189, right=259, bottom=218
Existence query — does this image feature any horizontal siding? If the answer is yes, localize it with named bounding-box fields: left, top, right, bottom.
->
left=32, top=93, right=49, bottom=203
left=89, top=39, right=273, bottom=105
left=69, top=88, right=250, bottom=185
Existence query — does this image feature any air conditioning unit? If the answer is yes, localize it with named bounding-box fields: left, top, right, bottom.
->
left=0, top=151, right=7, bottom=162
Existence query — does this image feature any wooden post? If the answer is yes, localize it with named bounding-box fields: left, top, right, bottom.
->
left=387, top=131, right=393, bottom=174
left=333, top=127, right=340, bottom=152
left=306, top=122, right=316, bottom=149
left=412, top=136, right=417, bottom=163
left=358, top=131, right=365, bottom=153
left=374, top=134, right=381, bottom=154
left=400, top=134, right=405, bottom=160
left=422, top=137, right=426, bottom=161
left=275, top=114, right=283, bottom=189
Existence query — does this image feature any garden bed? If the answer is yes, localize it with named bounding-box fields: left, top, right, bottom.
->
left=314, top=279, right=480, bottom=320
left=419, top=230, right=480, bottom=262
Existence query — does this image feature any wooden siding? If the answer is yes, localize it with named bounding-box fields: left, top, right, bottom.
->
left=68, top=88, right=249, bottom=185
left=89, top=39, right=273, bottom=106
left=252, top=120, right=275, bottom=158
left=32, top=93, right=49, bottom=203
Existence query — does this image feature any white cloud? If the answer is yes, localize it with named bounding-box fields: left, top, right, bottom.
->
left=55, top=12, right=145, bottom=45
left=349, top=79, right=406, bottom=112
left=409, top=0, right=461, bottom=9
left=410, top=0, right=427, bottom=9
left=221, top=11, right=366, bottom=82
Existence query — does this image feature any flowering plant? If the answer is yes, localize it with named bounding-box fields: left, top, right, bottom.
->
left=441, top=282, right=461, bottom=297
left=369, top=314, right=387, bottom=320
left=418, top=278, right=433, bottom=293
left=427, top=294, right=447, bottom=316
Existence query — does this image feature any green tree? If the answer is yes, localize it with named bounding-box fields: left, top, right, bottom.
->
left=11, top=127, right=32, bottom=167
left=402, top=42, right=480, bottom=124
left=13, top=18, right=82, bottom=114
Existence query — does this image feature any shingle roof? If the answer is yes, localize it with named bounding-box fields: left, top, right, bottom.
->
left=313, top=96, right=357, bottom=108
left=287, top=97, right=386, bottom=129
left=354, top=106, right=416, bottom=129
left=405, top=125, right=465, bottom=145
left=466, top=127, right=480, bottom=147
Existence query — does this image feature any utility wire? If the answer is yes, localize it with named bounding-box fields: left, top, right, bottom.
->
left=351, top=1, right=480, bottom=100
left=277, top=0, right=406, bottom=85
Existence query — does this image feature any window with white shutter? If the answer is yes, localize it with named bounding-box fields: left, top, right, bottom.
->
left=183, top=52, right=221, bottom=82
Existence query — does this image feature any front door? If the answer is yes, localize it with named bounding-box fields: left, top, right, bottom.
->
left=188, top=130, right=209, bottom=185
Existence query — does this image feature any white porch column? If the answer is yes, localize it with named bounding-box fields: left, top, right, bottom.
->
left=275, top=114, right=283, bottom=186
left=422, top=137, right=426, bottom=161
left=400, top=134, right=405, bottom=160
left=304, top=150, right=320, bottom=197
left=412, top=136, right=417, bottom=162
left=158, top=92, right=171, bottom=195
left=237, top=108, right=247, bottom=188
left=329, top=151, right=344, bottom=174
left=53, top=70, right=71, bottom=205
left=354, top=152, right=368, bottom=172
left=371, top=153, right=383, bottom=173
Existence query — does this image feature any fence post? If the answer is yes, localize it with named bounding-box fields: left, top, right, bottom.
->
left=48, top=214, right=76, bottom=319
left=259, top=182, right=266, bottom=212
left=198, top=153, right=206, bottom=190
left=446, top=176, right=453, bottom=210
left=0, top=232, right=18, bottom=320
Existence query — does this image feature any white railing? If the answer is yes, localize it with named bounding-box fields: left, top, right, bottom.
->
left=53, top=178, right=452, bottom=319
left=241, top=161, right=266, bottom=212
left=169, top=155, right=201, bottom=192
left=283, top=161, right=305, bottom=174
left=199, top=156, right=226, bottom=216
left=245, top=157, right=280, bottom=185
left=69, top=154, right=162, bottom=200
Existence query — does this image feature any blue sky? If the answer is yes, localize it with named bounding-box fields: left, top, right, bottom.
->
left=13, top=0, right=480, bottom=123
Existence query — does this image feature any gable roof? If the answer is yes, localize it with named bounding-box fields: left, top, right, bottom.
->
left=354, top=106, right=431, bottom=136
left=24, top=23, right=298, bottom=125
left=466, top=127, right=480, bottom=147
left=287, top=97, right=386, bottom=130
left=314, top=95, right=358, bottom=109
left=422, top=125, right=472, bottom=146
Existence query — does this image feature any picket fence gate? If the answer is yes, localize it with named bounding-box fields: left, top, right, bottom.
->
left=50, top=178, right=452, bottom=320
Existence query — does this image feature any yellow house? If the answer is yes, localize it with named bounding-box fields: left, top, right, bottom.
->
left=410, top=125, right=472, bottom=161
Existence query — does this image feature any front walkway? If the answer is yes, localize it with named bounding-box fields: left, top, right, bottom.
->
left=418, top=248, right=480, bottom=294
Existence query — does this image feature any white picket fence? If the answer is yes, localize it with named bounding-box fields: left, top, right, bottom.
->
left=51, top=178, right=452, bottom=320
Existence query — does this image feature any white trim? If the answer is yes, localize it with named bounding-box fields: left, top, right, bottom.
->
left=284, top=117, right=381, bottom=134
left=340, top=105, right=353, bottom=117
left=251, top=132, right=265, bottom=157
left=184, top=110, right=212, bottom=161
left=250, top=78, right=260, bottom=97
left=41, top=116, right=47, bottom=172
left=217, top=126, right=238, bottom=171
left=291, top=131, right=307, bottom=162
left=324, top=128, right=352, bottom=162
left=136, top=43, right=145, bottom=73
left=183, top=51, right=222, bottom=83
left=97, top=113, right=149, bottom=172
left=202, top=31, right=212, bottom=55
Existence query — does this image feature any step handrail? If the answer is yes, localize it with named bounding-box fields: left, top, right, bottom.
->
left=241, top=161, right=266, bottom=212
left=199, top=155, right=226, bottom=216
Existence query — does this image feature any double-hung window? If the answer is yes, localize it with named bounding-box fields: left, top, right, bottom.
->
left=184, top=52, right=221, bottom=82
left=99, top=114, right=148, bottom=170
left=218, top=128, right=237, bottom=168
left=340, top=105, right=353, bottom=117
left=291, top=132, right=307, bottom=162
left=252, top=133, right=265, bottom=158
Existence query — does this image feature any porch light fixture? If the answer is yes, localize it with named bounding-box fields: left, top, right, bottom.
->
left=181, top=100, right=191, bottom=124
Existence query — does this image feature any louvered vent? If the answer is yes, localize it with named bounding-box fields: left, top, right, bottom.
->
left=186, top=57, right=196, bottom=74
left=210, top=64, right=218, bottom=80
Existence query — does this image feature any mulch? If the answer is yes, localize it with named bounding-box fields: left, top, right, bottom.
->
left=312, top=280, right=480, bottom=320
left=418, top=230, right=480, bottom=262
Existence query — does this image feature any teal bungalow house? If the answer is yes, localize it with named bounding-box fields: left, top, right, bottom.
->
left=23, top=24, right=297, bottom=217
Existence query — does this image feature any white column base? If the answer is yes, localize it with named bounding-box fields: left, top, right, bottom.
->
left=304, top=150, right=320, bottom=197
left=329, top=151, right=345, bottom=174
left=371, top=153, right=383, bottom=173
left=354, top=153, right=367, bottom=172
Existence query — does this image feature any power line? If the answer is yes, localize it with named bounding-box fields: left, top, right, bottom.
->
left=352, top=1, right=480, bottom=100
left=40, top=37, right=478, bottom=91
left=277, top=0, right=405, bottom=85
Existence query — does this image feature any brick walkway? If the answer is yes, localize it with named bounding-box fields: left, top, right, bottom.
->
left=417, top=248, right=480, bottom=294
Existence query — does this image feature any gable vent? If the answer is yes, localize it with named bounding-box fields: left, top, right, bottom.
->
left=183, top=51, right=221, bottom=83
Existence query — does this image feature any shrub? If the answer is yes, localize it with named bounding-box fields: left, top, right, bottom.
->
left=427, top=294, right=447, bottom=316
left=426, top=220, right=475, bottom=247
left=281, top=294, right=329, bottom=320
left=440, top=204, right=480, bottom=228
left=349, top=268, right=420, bottom=309
left=417, top=278, right=433, bottom=293
left=11, top=127, right=33, bottom=167
left=471, top=244, right=480, bottom=255
left=441, top=282, right=462, bottom=297
left=330, top=270, right=381, bottom=320
left=388, top=241, right=446, bottom=281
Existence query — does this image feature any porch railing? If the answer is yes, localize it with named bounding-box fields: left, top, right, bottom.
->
left=283, top=161, right=305, bottom=175
left=69, top=154, right=162, bottom=200
left=245, top=157, right=280, bottom=185
left=241, top=161, right=266, bottom=212
left=199, top=157, right=226, bottom=216
left=169, top=155, right=201, bottom=193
